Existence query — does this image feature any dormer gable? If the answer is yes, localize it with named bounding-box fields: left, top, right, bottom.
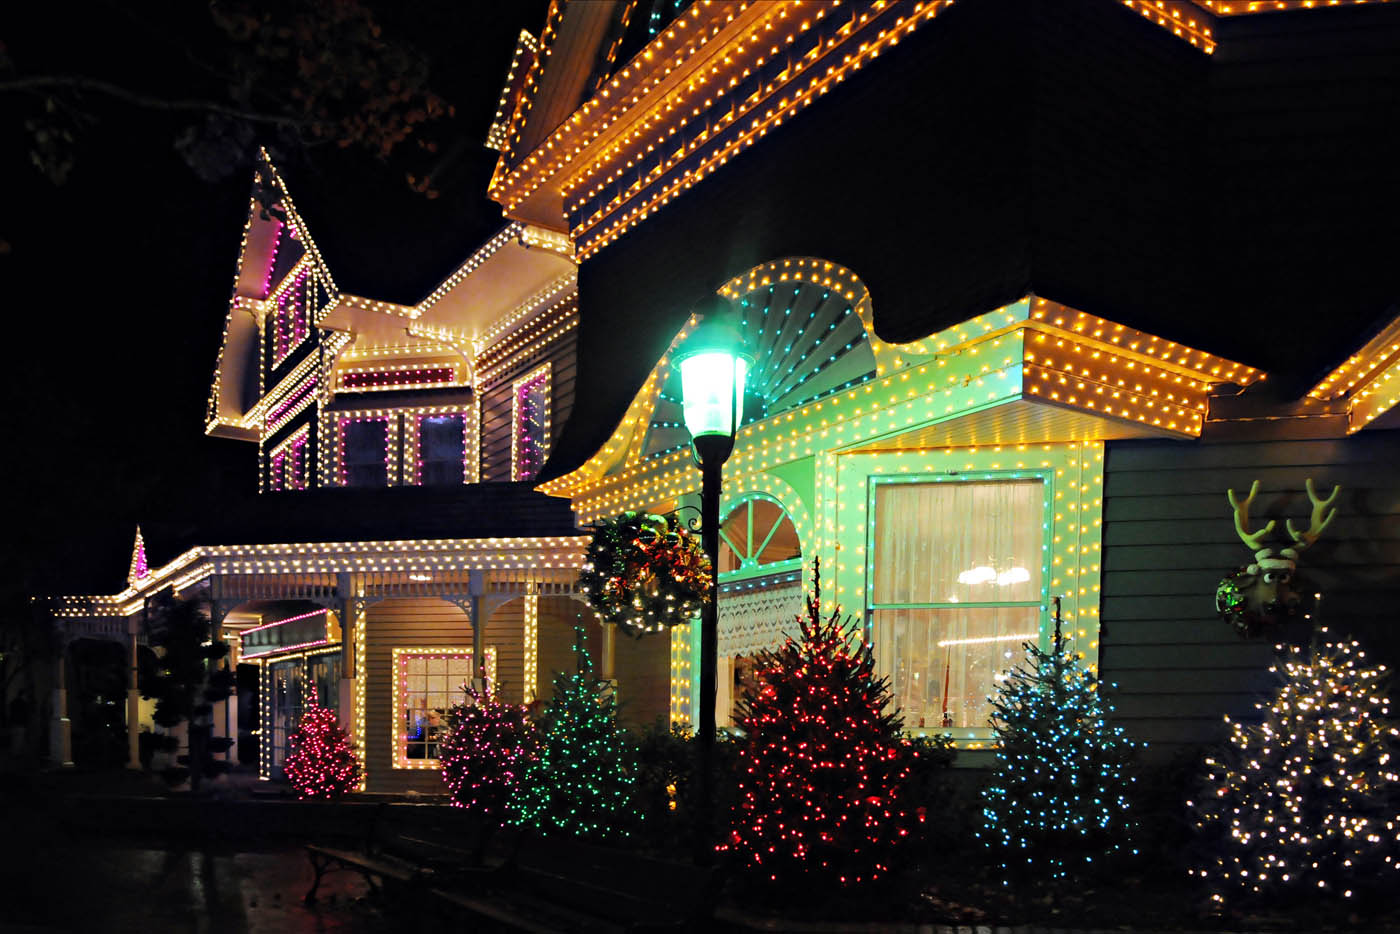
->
left=206, top=150, right=338, bottom=440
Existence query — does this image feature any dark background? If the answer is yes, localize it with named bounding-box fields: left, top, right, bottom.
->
left=0, top=0, right=549, bottom=601
left=4, top=0, right=1400, bottom=607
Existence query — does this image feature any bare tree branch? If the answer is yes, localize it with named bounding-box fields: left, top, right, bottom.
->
left=0, top=74, right=312, bottom=127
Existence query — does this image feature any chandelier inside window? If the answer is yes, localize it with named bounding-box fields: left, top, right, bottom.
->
left=956, top=563, right=1030, bottom=587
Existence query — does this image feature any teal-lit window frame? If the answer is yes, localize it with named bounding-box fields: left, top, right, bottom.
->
left=865, top=469, right=1054, bottom=744
left=716, top=493, right=804, bottom=585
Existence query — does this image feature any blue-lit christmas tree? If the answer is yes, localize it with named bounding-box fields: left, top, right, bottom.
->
left=511, top=626, right=635, bottom=842
left=979, top=603, right=1140, bottom=893
left=1189, top=627, right=1400, bottom=908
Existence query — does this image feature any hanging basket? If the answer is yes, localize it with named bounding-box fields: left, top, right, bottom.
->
left=580, top=512, right=712, bottom=636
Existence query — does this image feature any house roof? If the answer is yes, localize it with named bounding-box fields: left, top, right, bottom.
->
left=124, top=483, right=581, bottom=594
left=536, top=0, right=1400, bottom=482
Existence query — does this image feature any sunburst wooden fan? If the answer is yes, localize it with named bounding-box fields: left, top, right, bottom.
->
left=640, top=280, right=876, bottom=461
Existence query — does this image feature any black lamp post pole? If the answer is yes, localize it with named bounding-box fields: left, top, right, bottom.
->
left=693, top=433, right=732, bottom=867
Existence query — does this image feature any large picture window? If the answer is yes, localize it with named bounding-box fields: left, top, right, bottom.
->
left=392, top=647, right=497, bottom=767
left=870, top=477, right=1046, bottom=731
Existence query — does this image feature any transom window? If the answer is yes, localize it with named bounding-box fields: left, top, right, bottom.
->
left=718, top=498, right=801, bottom=577
left=869, top=477, right=1047, bottom=732
left=392, top=647, right=497, bottom=767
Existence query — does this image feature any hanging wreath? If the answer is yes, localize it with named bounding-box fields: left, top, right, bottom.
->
left=1215, top=566, right=1306, bottom=639
left=580, top=512, right=712, bottom=636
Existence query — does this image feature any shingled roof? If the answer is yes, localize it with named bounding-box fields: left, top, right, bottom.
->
left=132, top=483, right=582, bottom=587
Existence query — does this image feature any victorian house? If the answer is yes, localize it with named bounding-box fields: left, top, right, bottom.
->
left=44, top=0, right=1400, bottom=783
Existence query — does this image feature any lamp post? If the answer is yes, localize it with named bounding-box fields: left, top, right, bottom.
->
left=675, top=298, right=750, bottom=866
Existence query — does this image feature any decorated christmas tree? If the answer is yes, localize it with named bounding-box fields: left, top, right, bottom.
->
left=721, top=562, right=921, bottom=893
left=439, top=684, right=541, bottom=825
left=283, top=691, right=360, bottom=800
left=1189, top=627, right=1400, bottom=907
left=511, top=626, right=635, bottom=842
left=979, top=607, right=1140, bottom=893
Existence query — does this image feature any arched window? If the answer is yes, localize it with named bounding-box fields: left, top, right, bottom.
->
left=717, top=498, right=801, bottom=577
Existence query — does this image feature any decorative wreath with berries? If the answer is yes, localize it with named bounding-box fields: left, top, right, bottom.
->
left=580, top=512, right=713, bottom=636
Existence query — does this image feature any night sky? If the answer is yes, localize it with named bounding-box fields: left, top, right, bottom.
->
left=1, top=1, right=550, bottom=602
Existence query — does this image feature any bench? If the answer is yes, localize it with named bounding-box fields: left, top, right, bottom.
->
left=304, top=803, right=508, bottom=903
left=432, top=834, right=720, bottom=933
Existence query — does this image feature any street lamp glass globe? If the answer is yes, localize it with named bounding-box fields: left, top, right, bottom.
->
left=679, top=351, right=748, bottom=439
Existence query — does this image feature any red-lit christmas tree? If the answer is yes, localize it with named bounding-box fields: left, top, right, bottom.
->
left=284, top=691, right=360, bottom=800
left=439, top=684, right=542, bottom=824
left=721, top=561, right=922, bottom=893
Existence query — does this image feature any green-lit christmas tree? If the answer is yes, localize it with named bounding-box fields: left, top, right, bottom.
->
left=511, top=626, right=635, bottom=842
left=1189, top=627, right=1400, bottom=907
left=979, top=607, right=1140, bottom=893
left=721, top=562, right=922, bottom=893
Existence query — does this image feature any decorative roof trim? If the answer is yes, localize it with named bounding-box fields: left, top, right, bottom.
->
left=539, top=259, right=1258, bottom=505
left=1307, top=311, right=1400, bottom=433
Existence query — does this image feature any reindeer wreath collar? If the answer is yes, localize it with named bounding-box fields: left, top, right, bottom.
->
left=1216, top=478, right=1340, bottom=637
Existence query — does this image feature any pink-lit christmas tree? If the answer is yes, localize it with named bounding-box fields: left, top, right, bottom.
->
left=439, top=685, right=542, bottom=824
left=284, top=692, right=361, bottom=800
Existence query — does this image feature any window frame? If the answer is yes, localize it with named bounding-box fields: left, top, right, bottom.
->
left=390, top=646, right=498, bottom=769
left=865, top=470, right=1054, bottom=743
left=408, top=408, right=473, bottom=486
left=270, top=266, right=311, bottom=369
left=267, top=425, right=310, bottom=492
left=717, top=494, right=803, bottom=583
left=333, top=412, right=399, bottom=487
left=511, top=363, right=551, bottom=481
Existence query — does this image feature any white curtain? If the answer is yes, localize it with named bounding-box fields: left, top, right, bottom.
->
left=872, top=480, right=1043, bottom=729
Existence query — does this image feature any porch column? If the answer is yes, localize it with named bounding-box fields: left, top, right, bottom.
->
left=469, top=570, right=485, bottom=693
left=337, top=572, right=358, bottom=734
left=49, top=638, right=72, bottom=768
left=219, top=691, right=238, bottom=763
left=600, top=621, right=616, bottom=682
left=209, top=601, right=236, bottom=763
left=522, top=594, right=539, bottom=704
left=127, top=614, right=141, bottom=769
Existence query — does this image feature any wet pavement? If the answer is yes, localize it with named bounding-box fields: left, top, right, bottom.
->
left=0, top=840, right=386, bottom=933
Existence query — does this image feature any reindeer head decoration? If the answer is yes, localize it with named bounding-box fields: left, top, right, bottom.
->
left=1215, top=478, right=1340, bottom=637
